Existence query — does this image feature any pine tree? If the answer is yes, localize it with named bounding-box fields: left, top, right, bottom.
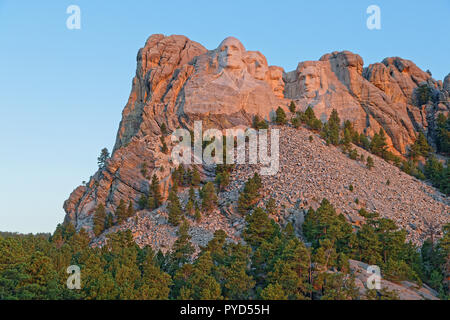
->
left=275, top=107, right=287, bottom=125
left=150, top=174, right=162, bottom=209
left=219, top=243, right=255, bottom=299
left=370, top=128, right=388, bottom=157
left=126, top=201, right=135, bottom=219
left=194, top=205, right=202, bottom=222
left=201, top=182, right=218, bottom=213
left=322, top=109, right=340, bottom=145
left=93, top=204, right=107, bottom=236
left=253, top=114, right=268, bottom=130
left=243, top=207, right=278, bottom=248
left=185, top=200, right=194, bottom=217
left=169, top=221, right=194, bottom=274
left=215, top=170, right=230, bottom=191
left=289, top=101, right=296, bottom=113
left=366, top=156, right=374, bottom=170
left=359, top=134, right=370, bottom=150
left=410, top=132, right=432, bottom=160
left=168, top=190, right=183, bottom=226
left=260, top=283, right=288, bottom=300
left=191, top=167, right=201, bottom=186
left=291, top=116, right=300, bottom=129
left=185, top=187, right=196, bottom=216
left=342, top=128, right=352, bottom=149
left=147, top=196, right=155, bottom=210
left=139, top=257, right=172, bottom=300
left=266, top=197, right=277, bottom=215
left=160, top=122, right=167, bottom=135
left=138, top=195, right=147, bottom=209
left=105, top=212, right=114, bottom=229
left=115, top=200, right=128, bottom=223
left=436, top=113, right=450, bottom=153
left=237, top=173, right=262, bottom=215
left=160, top=136, right=168, bottom=154
left=174, top=251, right=222, bottom=300
left=97, top=148, right=110, bottom=169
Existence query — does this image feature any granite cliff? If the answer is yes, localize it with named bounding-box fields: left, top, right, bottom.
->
left=64, top=34, right=449, bottom=242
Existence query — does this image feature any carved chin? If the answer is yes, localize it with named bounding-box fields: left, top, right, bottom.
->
left=220, top=58, right=244, bottom=70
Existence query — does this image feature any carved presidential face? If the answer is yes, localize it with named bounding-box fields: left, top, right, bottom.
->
left=218, top=37, right=245, bottom=70
left=298, top=64, right=321, bottom=97
left=268, top=66, right=285, bottom=98
left=244, top=51, right=269, bottom=80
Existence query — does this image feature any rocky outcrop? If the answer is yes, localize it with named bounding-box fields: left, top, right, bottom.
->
left=63, top=34, right=449, bottom=235
left=349, top=260, right=439, bottom=300
left=285, top=52, right=449, bottom=154
left=222, top=126, right=449, bottom=245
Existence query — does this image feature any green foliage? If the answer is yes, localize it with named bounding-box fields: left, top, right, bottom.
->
left=243, top=207, right=279, bottom=248
left=265, top=197, right=277, bottom=215
left=299, top=106, right=323, bottom=131
left=320, top=273, right=359, bottom=300
left=215, top=163, right=233, bottom=191
left=168, top=221, right=194, bottom=275
left=173, top=252, right=222, bottom=300
left=191, top=167, right=201, bottom=186
left=160, top=136, right=168, bottom=154
left=1, top=208, right=448, bottom=300
left=116, top=200, right=128, bottom=224
left=359, top=134, right=370, bottom=150
left=201, top=182, right=218, bottom=213
left=93, top=204, right=107, bottom=237
left=303, top=199, right=353, bottom=251
left=401, top=159, right=425, bottom=180
left=252, top=114, right=269, bottom=130
left=409, top=132, right=432, bottom=160
left=348, top=148, right=358, bottom=160
left=303, top=199, right=423, bottom=286
left=416, top=84, right=432, bottom=106
left=150, top=174, right=162, bottom=209
left=140, top=162, right=148, bottom=177
left=424, top=156, right=449, bottom=195
left=321, top=109, right=341, bottom=146
left=171, top=165, right=186, bottom=187
left=370, top=129, right=388, bottom=157
left=0, top=229, right=171, bottom=300
left=289, top=101, right=296, bottom=113
left=142, top=172, right=163, bottom=210
left=97, top=148, right=110, bottom=170
left=167, top=190, right=183, bottom=226
left=237, top=173, right=262, bottom=215
left=291, top=116, right=300, bottom=129
left=366, top=156, right=374, bottom=170
left=275, top=107, right=287, bottom=125
left=260, top=283, right=288, bottom=300
left=436, top=113, right=450, bottom=154
left=160, top=123, right=167, bottom=135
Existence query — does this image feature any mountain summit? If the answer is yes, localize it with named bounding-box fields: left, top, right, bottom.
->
left=64, top=34, right=449, bottom=238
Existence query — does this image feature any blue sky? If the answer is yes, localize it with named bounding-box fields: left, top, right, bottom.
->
left=0, top=0, right=449, bottom=233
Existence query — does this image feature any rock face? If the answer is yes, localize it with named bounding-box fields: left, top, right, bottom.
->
left=285, top=52, right=448, bottom=154
left=222, top=126, right=449, bottom=245
left=349, top=260, right=439, bottom=300
left=63, top=34, right=449, bottom=236
left=114, top=35, right=286, bottom=153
